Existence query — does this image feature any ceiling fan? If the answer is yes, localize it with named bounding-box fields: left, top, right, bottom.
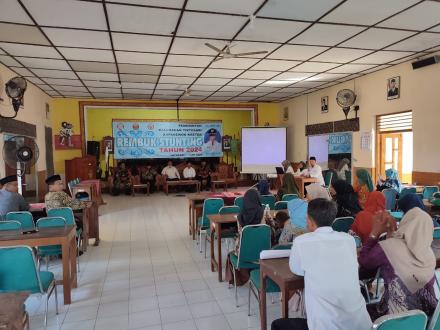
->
left=205, top=42, right=268, bottom=61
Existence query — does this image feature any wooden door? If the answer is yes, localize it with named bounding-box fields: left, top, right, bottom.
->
left=379, top=133, right=403, bottom=178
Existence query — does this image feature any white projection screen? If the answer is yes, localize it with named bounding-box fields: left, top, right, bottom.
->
left=241, top=127, right=286, bottom=173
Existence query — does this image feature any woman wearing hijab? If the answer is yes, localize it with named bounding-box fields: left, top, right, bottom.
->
left=305, top=183, right=331, bottom=201
left=331, top=179, right=362, bottom=218
left=276, top=173, right=299, bottom=201
left=281, top=160, right=294, bottom=174
left=337, top=158, right=350, bottom=180
left=352, top=191, right=397, bottom=244
left=355, top=169, right=375, bottom=208
left=359, top=207, right=437, bottom=320
left=256, top=179, right=270, bottom=196
left=377, top=168, right=401, bottom=193
left=398, top=193, right=426, bottom=213
left=237, top=189, right=265, bottom=227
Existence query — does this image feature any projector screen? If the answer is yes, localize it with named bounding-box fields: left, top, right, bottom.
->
left=241, top=127, right=286, bottom=173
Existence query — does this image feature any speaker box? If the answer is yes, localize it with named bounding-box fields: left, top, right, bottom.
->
left=87, top=141, right=100, bottom=161
left=412, top=55, right=440, bottom=70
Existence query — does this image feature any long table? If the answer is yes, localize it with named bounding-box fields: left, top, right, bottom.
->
left=164, top=179, right=200, bottom=195
left=294, top=176, right=318, bottom=198
left=259, top=240, right=440, bottom=330
left=0, top=226, right=77, bottom=305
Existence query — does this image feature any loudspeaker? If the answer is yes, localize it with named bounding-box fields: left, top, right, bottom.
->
left=412, top=55, right=440, bottom=70
left=87, top=141, right=100, bottom=161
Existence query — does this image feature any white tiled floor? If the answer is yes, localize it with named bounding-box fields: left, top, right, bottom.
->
left=26, top=193, right=282, bottom=330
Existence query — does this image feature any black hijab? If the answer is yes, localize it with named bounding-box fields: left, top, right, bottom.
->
left=398, top=193, right=426, bottom=214
left=332, top=179, right=362, bottom=216
left=238, top=189, right=265, bottom=227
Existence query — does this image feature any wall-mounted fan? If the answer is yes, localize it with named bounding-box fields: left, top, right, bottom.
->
left=336, top=89, right=356, bottom=119
left=3, top=76, right=27, bottom=119
left=205, top=43, right=268, bottom=61
left=3, top=136, right=39, bottom=194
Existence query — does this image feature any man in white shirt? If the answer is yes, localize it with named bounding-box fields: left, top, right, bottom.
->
left=161, top=160, right=180, bottom=181
left=302, top=156, right=325, bottom=186
left=271, top=198, right=371, bottom=330
left=183, top=162, right=196, bottom=179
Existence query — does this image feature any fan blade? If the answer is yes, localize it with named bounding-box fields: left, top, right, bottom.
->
left=205, top=43, right=224, bottom=54
left=234, top=51, right=268, bottom=56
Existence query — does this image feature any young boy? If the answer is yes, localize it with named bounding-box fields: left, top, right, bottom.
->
left=272, top=198, right=371, bottom=330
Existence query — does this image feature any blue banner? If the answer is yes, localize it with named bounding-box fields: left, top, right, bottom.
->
left=113, top=121, right=223, bottom=159
left=328, top=132, right=352, bottom=154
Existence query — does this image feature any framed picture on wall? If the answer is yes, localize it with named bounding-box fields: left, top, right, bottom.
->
left=321, top=96, right=329, bottom=113
left=387, top=76, right=400, bottom=100
left=222, top=135, right=232, bottom=151
left=102, top=136, right=114, bottom=154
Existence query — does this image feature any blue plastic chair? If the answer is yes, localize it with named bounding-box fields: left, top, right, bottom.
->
left=434, top=228, right=440, bottom=239
left=372, top=309, right=427, bottom=329
left=234, top=196, right=244, bottom=210
left=5, top=211, right=34, bottom=231
left=230, top=224, right=271, bottom=306
left=281, top=194, right=298, bottom=202
left=0, top=220, right=22, bottom=232
left=433, top=192, right=440, bottom=199
left=219, top=206, right=240, bottom=215
left=0, top=246, right=58, bottom=327
left=324, top=171, right=333, bottom=189
left=274, top=201, right=288, bottom=210
left=331, top=217, right=354, bottom=233
left=47, top=207, right=82, bottom=271
left=382, top=189, right=398, bottom=211
left=400, top=187, right=417, bottom=199
left=198, top=198, right=224, bottom=255
left=36, top=217, right=67, bottom=270
left=423, top=186, right=439, bottom=200
left=261, top=195, right=276, bottom=210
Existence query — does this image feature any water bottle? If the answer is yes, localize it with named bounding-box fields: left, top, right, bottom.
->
left=264, top=204, right=270, bottom=218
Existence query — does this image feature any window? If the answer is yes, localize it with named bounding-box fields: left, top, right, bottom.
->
left=376, top=110, right=412, bottom=133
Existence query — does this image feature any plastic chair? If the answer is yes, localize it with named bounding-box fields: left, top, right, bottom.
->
left=230, top=224, right=271, bottom=306
left=324, top=171, right=333, bottom=189
left=5, top=211, right=34, bottom=231
left=197, top=198, right=224, bottom=255
left=261, top=195, right=276, bottom=210
left=331, top=217, right=354, bottom=233
left=36, top=217, right=67, bottom=271
left=433, top=192, right=440, bottom=199
left=372, top=309, right=427, bottom=329
left=274, top=201, right=288, bottom=210
left=0, top=220, right=22, bottom=233
left=47, top=208, right=82, bottom=271
left=0, top=246, right=58, bottom=327
left=400, top=187, right=417, bottom=199
left=216, top=206, right=240, bottom=253
left=423, top=186, right=439, bottom=200
left=382, top=189, right=398, bottom=211
left=219, top=206, right=240, bottom=215
left=434, top=228, right=440, bottom=239
left=281, top=194, right=298, bottom=202
left=427, top=273, right=440, bottom=330
left=345, top=170, right=352, bottom=185
left=234, top=196, right=244, bottom=210
left=248, top=269, right=280, bottom=316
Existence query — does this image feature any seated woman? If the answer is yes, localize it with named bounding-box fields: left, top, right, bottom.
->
left=355, top=169, right=374, bottom=208
left=358, top=207, right=437, bottom=320
left=293, top=161, right=306, bottom=176
left=281, top=160, right=294, bottom=174
left=305, top=183, right=331, bottom=201
left=331, top=179, right=362, bottom=218
left=377, top=168, right=401, bottom=194
left=273, top=211, right=305, bottom=245
left=276, top=173, right=299, bottom=201
left=352, top=191, right=397, bottom=244
left=256, top=179, right=270, bottom=196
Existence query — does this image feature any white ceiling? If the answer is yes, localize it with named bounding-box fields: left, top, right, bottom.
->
left=0, top=0, right=438, bottom=102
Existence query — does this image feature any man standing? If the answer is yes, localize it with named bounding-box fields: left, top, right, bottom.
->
left=302, top=156, right=325, bottom=186
left=161, top=160, right=180, bottom=181
left=271, top=199, right=371, bottom=330
left=0, top=175, right=29, bottom=218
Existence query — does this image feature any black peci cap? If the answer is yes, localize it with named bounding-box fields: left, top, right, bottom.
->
left=0, top=175, right=17, bottom=185
left=208, top=128, right=218, bottom=136
left=45, top=174, right=62, bottom=185
left=309, top=156, right=316, bottom=161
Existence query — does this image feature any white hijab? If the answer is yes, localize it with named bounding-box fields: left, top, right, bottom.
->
left=379, top=207, right=435, bottom=293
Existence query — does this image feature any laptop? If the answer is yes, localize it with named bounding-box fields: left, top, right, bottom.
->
left=275, top=167, right=284, bottom=174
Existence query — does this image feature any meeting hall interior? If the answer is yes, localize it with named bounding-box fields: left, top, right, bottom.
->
left=0, top=0, right=440, bottom=329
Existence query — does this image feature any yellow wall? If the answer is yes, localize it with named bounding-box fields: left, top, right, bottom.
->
left=281, top=51, right=440, bottom=180
left=51, top=99, right=281, bottom=174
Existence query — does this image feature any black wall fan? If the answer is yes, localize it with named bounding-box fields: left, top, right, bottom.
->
left=2, top=76, right=27, bottom=119
left=3, top=135, right=39, bottom=195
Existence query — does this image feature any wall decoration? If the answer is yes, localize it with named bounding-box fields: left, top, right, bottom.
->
left=54, top=121, right=82, bottom=150
left=387, top=76, right=400, bottom=100
left=112, top=120, right=223, bottom=159
left=222, top=135, right=231, bottom=151
left=283, top=107, right=289, bottom=121
left=360, top=132, right=372, bottom=151
left=102, top=136, right=114, bottom=154
left=321, top=96, right=329, bottom=113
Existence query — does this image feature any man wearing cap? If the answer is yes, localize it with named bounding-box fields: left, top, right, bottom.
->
left=44, top=174, right=87, bottom=211
left=301, top=156, right=325, bottom=186
left=203, top=128, right=222, bottom=154
left=0, top=175, right=29, bottom=218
